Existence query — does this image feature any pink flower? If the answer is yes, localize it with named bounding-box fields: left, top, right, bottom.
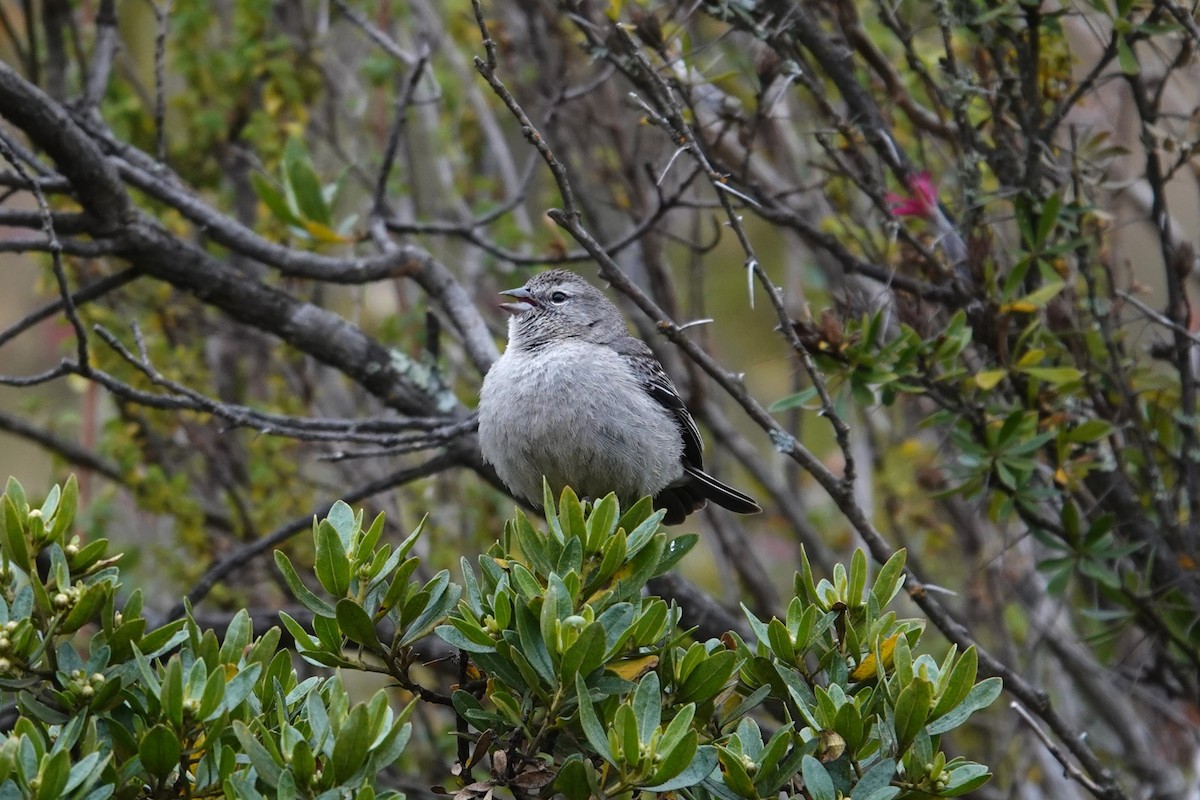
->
left=886, top=172, right=939, bottom=220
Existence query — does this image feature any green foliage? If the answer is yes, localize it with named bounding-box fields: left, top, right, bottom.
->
left=276, top=482, right=1000, bottom=798
left=0, top=473, right=1001, bottom=797
left=251, top=137, right=357, bottom=245
left=779, top=163, right=1191, bottom=661
left=0, top=476, right=412, bottom=799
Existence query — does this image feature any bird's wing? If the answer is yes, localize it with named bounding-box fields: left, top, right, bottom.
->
left=610, top=336, right=704, bottom=467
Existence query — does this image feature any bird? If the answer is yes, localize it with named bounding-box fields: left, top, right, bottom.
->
left=477, top=269, right=761, bottom=524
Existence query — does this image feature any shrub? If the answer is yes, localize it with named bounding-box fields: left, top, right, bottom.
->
left=0, top=476, right=997, bottom=798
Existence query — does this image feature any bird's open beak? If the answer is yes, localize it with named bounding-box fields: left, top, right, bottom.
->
left=499, top=286, right=538, bottom=315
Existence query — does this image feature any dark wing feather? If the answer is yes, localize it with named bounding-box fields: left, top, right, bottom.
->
left=608, top=335, right=760, bottom=522
left=608, top=336, right=704, bottom=467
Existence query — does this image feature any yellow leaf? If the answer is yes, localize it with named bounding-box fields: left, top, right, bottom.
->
left=974, top=369, right=1007, bottom=390
left=303, top=220, right=352, bottom=244
left=607, top=655, right=659, bottom=681
left=1016, top=349, right=1046, bottom=368
left=850, top=633, right=900, bottom=681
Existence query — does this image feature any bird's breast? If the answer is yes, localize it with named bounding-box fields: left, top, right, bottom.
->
left=479, top=344, right=683, bottom=504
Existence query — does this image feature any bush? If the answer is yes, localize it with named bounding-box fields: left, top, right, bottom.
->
left=0, top=476, right=997, bottom=798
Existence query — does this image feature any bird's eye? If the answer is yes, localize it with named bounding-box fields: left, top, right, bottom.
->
left=550, top=291, right=569, bottom=304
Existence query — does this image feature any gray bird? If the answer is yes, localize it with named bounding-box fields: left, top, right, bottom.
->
left=478, top=269, right=760, bottom=524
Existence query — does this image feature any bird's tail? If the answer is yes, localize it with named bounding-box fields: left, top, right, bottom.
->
left=682, top=465, right=761, bottom=515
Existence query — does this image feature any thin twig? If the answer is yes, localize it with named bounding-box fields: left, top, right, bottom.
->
left=0, top=268, right=137, bottom=350
left=84, top=0, right=120, bottom=108
left=166, top=452, right=459, bottom=620
left=145, top=0, right=172, bottom=164
left=1117, top=289, right=1200, bottom=347
left=91, top=324, right=465, bottom=444
left=332, top=0, right=418, bottom=65
left=1010, top=702, right=1104, bottom=796
left=374, top=50, right=431, bottom=217
left=0, top=128, right=90, bottom=373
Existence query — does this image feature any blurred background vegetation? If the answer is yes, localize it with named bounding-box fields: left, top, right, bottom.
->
left=1, top=0, right=1199, bottom=797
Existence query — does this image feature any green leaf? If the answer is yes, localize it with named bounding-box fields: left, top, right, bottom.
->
left=850, top=758, right=896, bottom=800
left=656, top=702, right=696, bottom=759
left=1034, top=194, right=1062, bottom=248
left=397, top=572, right=460, bottom=647
left=927, top=677, right=1003, bottom=735
left=540, top=574, right=573, bottom=659
left=614, top=703, right=639, bottom=764
left=2, top=497, right=30, bottom=572
left=585, top=495, right=619, bottom=551
left=515, top=603, right=554, bottom=686
left=872, top=548, right=907, bottom=607
left=460, top=556, right=482, bottom=617
left=575, top=673, right=614, bottom=765
left=283, top=137, right=332, bottom=225
left=359, top=511, right=387, bottom=562
left=717, top=746, right=757, bottom=798
left=633, top=671, right=661, bottom=746
left=251, top=172, right=304, bottom=227
left=275, top=549, right=337, bottom=617
left=940, top=763, right=992, bottom=796
left=49, top=475, right=77, bottom=541
left=893, top=678, right=933, bottom=752
left=139, top=725, right=181, bottom=780
left=199, top=662, right=228, bottom=721
left=233, top=721, right=282, bottom=787
left=643, top=741, right=714, bottom=792
left=755, top=735, right=806, bottom=796
left=161, top=656, right=184, bottom=729
left=586, top=532, right=627, bottom=596
left=767, top=618, right=796, bottom=663
left=801, top=755, right=836, bottom=800
left=514, top=515, right=555, bottom=578
left=656, top=534, right=698, bottom=575
left=435, top=619, right=496, bottom=654
left=314, top=520, right=351, bottom=597
left=559, top=622, right=605, bottom=681
left=326, top=501, right=358, bottom=552
left=617, top=496, right=654, bottom=534
left=62, top=751, right=105, bottom=795
left=1016, top=280, right=1065, bottom=310
left=1116, top=34, right=1139, bottom=75
left=4, top=477, right=25, bottom=513
left=678, top=649, right=738, bottom=705
left=66, top=538, right=106, bottom=573
left=336, top=599, right=379, bottom=649
left=597, top=602, right=636, bottom=657
left=331, top=705, right=371, bottom=781
left=847, top=549, right=867, bottom=607
left=277, top=610, right=319, bottom=653
left=625, top=509, right=665, bottom=557
left=769, top=388, right=819, bottom=412
left=932, top=646, right=978, bottom=720
left=1067, top=419, right=1114, bottom=444
left=554, top=756, right=593, bottom=800
left=220, top=663, right=262, bottom=716
left=35, top=750, right=69, bottom=800
left=559, top=486, right=586, bottom=542
left=1019, top=366, right=1082, bottom=386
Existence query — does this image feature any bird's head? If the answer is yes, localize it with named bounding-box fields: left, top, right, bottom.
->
left=498, top=270, right=622, bottom=350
